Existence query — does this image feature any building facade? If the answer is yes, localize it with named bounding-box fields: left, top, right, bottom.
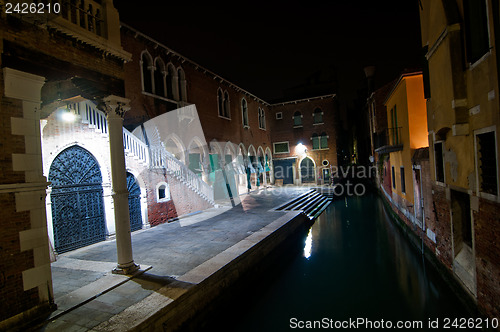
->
left=0, top=3, right=340, bottom=329
left=419, top=0, right=500, bottom=318
left=380, top=72, right=429, bottom=223
left=269, top=95, right=338, bottom=186
left=367, top=79, right=394, bottom=195
left=120, top=24, right=275, bottom=198
left=0, top=0, right=139, bottom=327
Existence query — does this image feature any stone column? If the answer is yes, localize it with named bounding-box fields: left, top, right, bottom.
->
left=103, top=95, right=139, bottom=275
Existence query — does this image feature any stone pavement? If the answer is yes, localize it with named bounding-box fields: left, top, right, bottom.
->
left=36, top=186, right=311, bottom=331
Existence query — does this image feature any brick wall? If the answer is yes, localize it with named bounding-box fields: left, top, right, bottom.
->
left=0, top=95, right=25, bottom=185
left=431, top=185, right=453, bottom=269
left=473, top=197, right=500, bottom=319
left=0, top=193, right=37, bottom=322
left=144, top=169, right=213, bottom=226
left=121, top=28, right=272, bottom=157
left=269, top=97, right=338, bottom=184
left=381, top=157, right=392, bottom=196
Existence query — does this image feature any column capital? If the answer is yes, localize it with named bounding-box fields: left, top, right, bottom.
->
left=103, top=95, right=131, bottom=118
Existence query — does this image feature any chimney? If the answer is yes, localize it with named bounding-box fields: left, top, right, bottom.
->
left=364, top=66, right=376, bottom=95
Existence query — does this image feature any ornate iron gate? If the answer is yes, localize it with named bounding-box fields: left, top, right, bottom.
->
left=126, top=172, right=142, bottom=232
left=49, top=145, right=106, bottom=253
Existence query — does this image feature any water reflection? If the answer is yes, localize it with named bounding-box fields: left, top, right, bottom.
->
left=205, top=193, right=471, bottom=332
left=303, top=228, right=312, bottom=259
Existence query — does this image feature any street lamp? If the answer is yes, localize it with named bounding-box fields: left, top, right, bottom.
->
left=296, top=142, right=307, bottom=155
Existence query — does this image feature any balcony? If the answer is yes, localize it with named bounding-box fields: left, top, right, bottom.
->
left=374, top=127, right=403, bottom=154
left=7, top=0, right=130, bottom=61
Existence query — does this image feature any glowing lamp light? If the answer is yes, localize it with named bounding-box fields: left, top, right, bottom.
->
left=59, top=106, right=76, bottom=122
left=296, top=142, right=307, bottom=155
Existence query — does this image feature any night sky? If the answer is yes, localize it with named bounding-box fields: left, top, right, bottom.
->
left=114, top=1, right=422, bottom=106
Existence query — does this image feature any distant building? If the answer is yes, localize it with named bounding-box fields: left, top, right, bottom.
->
left=378, top=72, right=428, bottom=223
left=269, top=95, right=338, bottom=186
left=419, top=0, right=500, bottom=319
left=367, top=79, right=395, bottom=195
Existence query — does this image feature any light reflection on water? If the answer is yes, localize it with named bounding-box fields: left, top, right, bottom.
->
left=303, top=228, right=312, bottom=259
left=203, top=193, right=472, bottom=332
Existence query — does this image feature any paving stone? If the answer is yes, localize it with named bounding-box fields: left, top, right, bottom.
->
left=41, top=187, right=311, bottom=331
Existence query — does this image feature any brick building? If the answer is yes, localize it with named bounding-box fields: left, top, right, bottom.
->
left=269, top=95, right=338, bottom=185
left=0, top=3, right=341, bottom=329
left=367, top=78, right=394, bottom=194
left=419, top=0, right=500, bottom=318
left=120, top=24, right=274, bottom=197
left=0, top=0, right=137, bottom=328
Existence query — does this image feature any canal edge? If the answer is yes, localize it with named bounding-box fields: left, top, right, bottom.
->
left=91, top=211, right=312, bottom=332
left=375, top=188, right=481, bottom=319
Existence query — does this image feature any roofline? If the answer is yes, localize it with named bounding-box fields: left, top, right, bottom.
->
left=121, top=23, right=271, bottom=106
left=269, top=93, right=336, bottom=107
left=121, top=23, right=336, bottom=108
left=383, top=71, right=423, bottom=105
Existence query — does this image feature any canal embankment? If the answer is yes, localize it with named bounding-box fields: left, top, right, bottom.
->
left=191, top=191, right=477, bottom=332
left=107, top=211, right=311, bottom=331
left=374, top=182, right=481, bottom=318
left=36, top=187, right=325, bottom=331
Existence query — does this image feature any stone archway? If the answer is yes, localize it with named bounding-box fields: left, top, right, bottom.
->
left=300, top=156, right=316, bottom=184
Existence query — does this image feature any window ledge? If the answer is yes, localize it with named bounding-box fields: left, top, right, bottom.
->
left=469, top=51, right=491, bottom=71
left=479, top=191, right=500, bottom=202
left=435, top=181, right=446, bottom=187
left=259, top=127, right=266, bottom=131
left=293, top=125, right=303, bottom=129
left=243, top=125, right=250, bottom=129
left=313, top=122, right=324, bottom=126
left=218, top=115, right=231, bottom=120
left=312, top=148, right=329, bottom=151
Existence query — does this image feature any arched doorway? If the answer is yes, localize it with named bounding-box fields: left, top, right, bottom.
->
left=126, top=172, right=142, bottom=232
left=300, top=157, right=316, bottom=183
left=48, top=145, right=106, bottom=253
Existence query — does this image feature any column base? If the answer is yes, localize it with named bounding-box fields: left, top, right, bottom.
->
left=112, top=262, right=140, bottom=275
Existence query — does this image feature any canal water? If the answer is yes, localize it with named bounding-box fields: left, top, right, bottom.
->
left=200, top=192, right=471, bottom=331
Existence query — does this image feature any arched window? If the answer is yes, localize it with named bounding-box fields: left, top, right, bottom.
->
left=312, top=132, right=328, bottom=149
left=320, top=132, right=328, bottom=149
left=157, top=182, right=170, bottom=202
left=313, top=108, right=323, bottom=124
left=241, top=98, right=249, bottom=127
left=293, top=111, right=302, bottom=127
left=223, top=91, right=230, bottom=118
left=166, top=63, right=176, bottom=100
left=312, top=133, right=320, bottom=150
left=258, top=107, right=266, bottom=130
left=217, top=88, right=224, bottom=117
left=177, top=67, right=187, bottom=102
left=141, top=51, right=153, bottom=93
left=154, top=57, right=166, bottom=97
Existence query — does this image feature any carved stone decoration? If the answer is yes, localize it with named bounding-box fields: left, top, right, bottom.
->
left=102, top=95, right=131, bottom=118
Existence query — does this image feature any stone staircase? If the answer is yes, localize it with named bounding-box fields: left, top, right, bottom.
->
left=273, top=189, right=332, bottom=220
left=67, top=100, right=214, bottom=206
left=150, top=148, right=215, bottom=205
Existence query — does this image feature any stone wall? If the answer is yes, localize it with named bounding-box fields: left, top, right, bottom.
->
left=473, top=197, right=500, bottom=319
